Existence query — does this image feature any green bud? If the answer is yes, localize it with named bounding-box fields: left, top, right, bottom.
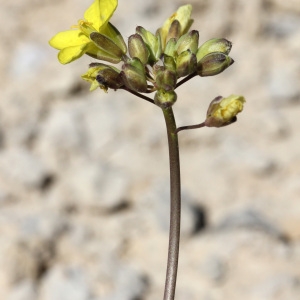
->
left=176, top=50, right=197, bottom=78
left=90, top=32, right=124, bottom=63
left=163, top=55, right=176, bottom=73
left=121, top=58, right=148, bottom=92
left=128, top=34, right=150, bottom=65
left=136, top=26, right=161, bottom=63
left=197, top=53, right=234, bottom=77
left=166, top=20, right=181, bottom=43
left=155, top=69, right=177, bottom=91
left=176, top=30, right=199, bottom=55
left=196, top=38, right=232, bottom=62
left=164, top=38, right=177, bottom=57
left=101, top=22, right=127, bottom=54
left=154, top=89, right=177, bottom=108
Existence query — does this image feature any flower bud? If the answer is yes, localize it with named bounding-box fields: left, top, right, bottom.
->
left=197, top=53, right=234, bottom=77
left=121, top=58, right=148, bottom=92
left=154, top=89, right=177, bottom=108
left=90, top=32, right=124, bottom=63
left=196, top=38, right=232, bottom=62
left=103, top=22, right=127, bottom=54
left=164, top=38, right=177, bottom=58
left=136, top=26, right=161, bottom=63
left=163, top=55, right=176, bottom=73
left=176, top=50, right=197, bottom=78
left=205, top=95, right=245, bottom=127
left=155, top=69, right=177, bottom=91
left=128, top=34, right=150, bottom=65
left=166, top=20, right=181, bottom=43
left=176, top=30, right=199, bottom=55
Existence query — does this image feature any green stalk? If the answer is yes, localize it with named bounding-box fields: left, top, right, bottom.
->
left=162, top=107, right=181, bottom=300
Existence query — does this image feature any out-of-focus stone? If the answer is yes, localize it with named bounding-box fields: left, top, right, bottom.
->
left=63, top=160, right=129, bottom=211
left=0, top=147, right=50, bottom=188
left=216, top=209, right=285, bottom=240
left=40, top=266, right=91, bottom=300
left=7, top=280, right=36, bottom=300
left=137, top=180, right=202, bottom=236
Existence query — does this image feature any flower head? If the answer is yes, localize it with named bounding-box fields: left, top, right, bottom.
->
left=49, top=0, right=126, bottom=64
left=205, top=95, right=245, bottom=127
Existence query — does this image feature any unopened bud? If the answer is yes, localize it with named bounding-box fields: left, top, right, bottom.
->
left=121, top=58, right=148, bottom=92
left=164, top=38, right=177, bottom=58
left=154, top=89, right=177, bottom=108
left=166, top=20, right=181, bottom=43
left=197, top=53, right=234, bottom=77
left=196, top=38, right=232, bottom=62
left=176, top=30, right=199, bottom=55
left=136, top=26, right=161, bottom=63
left=163, top=55, right=176, bottom=73
left=128, top=34, right=150, bottom=65
left=176, top=50, right=197, bottom=78
left=104, top=23, right=127, bottom=54
left=90, top=32, right=124, bottom=63
left=205, top=95, right=245, bottom=127
left=155, top=69, right=177, bottom=91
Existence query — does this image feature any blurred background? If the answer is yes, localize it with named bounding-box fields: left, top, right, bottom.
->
left=1, top=0, right=300, bottom=299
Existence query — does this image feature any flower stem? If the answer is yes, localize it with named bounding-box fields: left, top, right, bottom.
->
left=162, top=107, right=181, bottom=300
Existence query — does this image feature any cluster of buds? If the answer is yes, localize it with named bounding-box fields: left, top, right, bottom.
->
left=80, top=5, right=234, bottom=108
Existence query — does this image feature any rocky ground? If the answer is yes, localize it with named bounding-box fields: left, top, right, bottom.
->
left=1, top=0, right=300, bottom=299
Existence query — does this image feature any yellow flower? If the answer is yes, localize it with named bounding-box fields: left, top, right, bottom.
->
left=205, top=95, right=246, bottom=127
left=49, top=0, right=125, bottom=64
left=158, top=5, right=194, bottom=50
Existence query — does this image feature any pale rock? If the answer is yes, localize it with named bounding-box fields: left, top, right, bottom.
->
left=40, top=266, right=91, bottom=300
left=0, top=147, right=49, bottom=188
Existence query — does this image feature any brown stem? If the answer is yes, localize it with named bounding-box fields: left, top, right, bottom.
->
left=176, top=122, right=206, bottom=133
left=162, top=107, right=181, bottom=300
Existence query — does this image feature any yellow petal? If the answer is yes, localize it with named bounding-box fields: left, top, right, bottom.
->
left=57, top=44, right=88, bottom=64
left=84, top=0, right=118, bottom=31
left=49, top=30, right=89, bottom=50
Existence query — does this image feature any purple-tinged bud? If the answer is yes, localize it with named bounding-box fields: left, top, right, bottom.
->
left=176, top=30, right=199, bottom=55
left=166, top=20, right=181, bottom=43
left=197, top=53, right=234, bottom=77
left=90, top=32, right=124, bottom=63
left=163, top=55, right=176, bottom=73
left=196, top=38, right=232, bottom=62
left=164, top=38, right=177, bottom=58
left=121, top=58, right=148, bottom=92
left=136, top=26, right=161, bottom=63
left=128, top=34, right=150, bottom=65
left=176, top=50, right=197, bottom=78
left=155, top=69, right=177, bottom=91
left=154, top=89, right=177, bottom=108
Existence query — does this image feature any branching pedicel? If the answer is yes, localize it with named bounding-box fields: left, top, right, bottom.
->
left=49, top=1, right=245, bottom=299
